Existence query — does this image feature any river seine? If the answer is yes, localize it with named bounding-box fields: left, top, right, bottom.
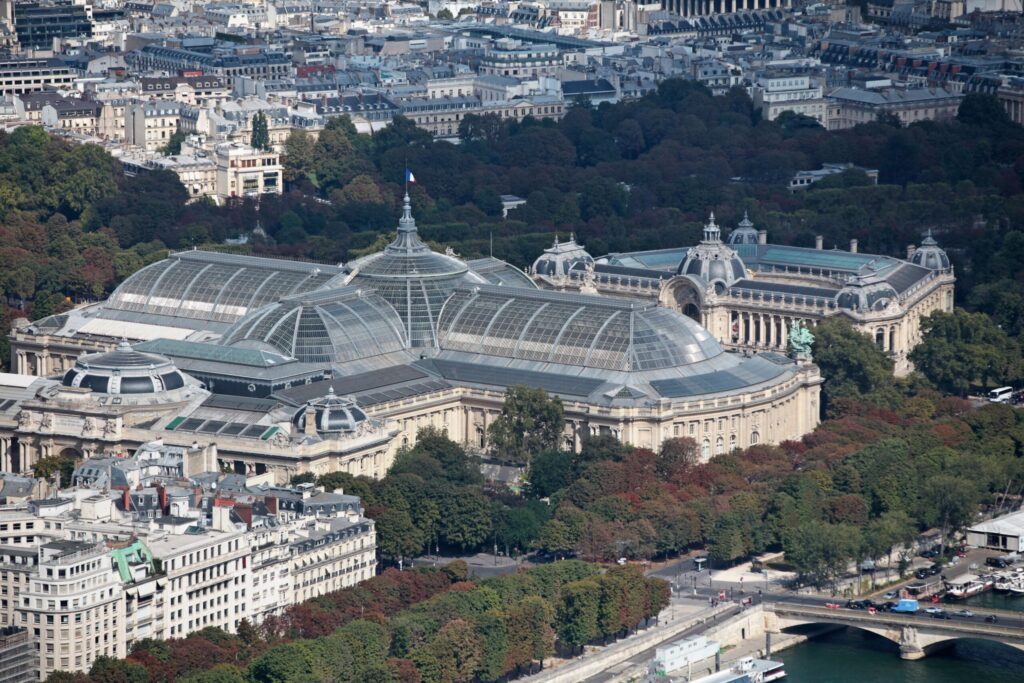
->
left=778, top=592, right=1024, bottom=682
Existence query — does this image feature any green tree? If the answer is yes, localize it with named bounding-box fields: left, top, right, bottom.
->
left=527, top=449, right=573, bottom=497
left=436, top=7, right=454, bottom=19
left=811, top=317, right=898, bottom=415
left=488, top=385, right=565, bottom=464
left=557, top=578, right=600, bottom=652
left=957, top=93, right=1011, bottom=128
left=282, top=130, right=315, bottom=181
left=248, top=642, right=319, bottom=683
left=911, top=309, right=1024, bottom=395
left=784, top=522, right=862, bottom=591
left=88, top=656, right=150, bottom=683
left=161, top=129, right=186, bottom=156
left=33, top=454, right=77, bottom=488
left=251, top=112, right=271, bottom=151
left=923, top=474, right=980, bottom=557
left=179, top=664, right=247, bottom=683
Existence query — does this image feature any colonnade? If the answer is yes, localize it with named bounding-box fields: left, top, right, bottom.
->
left=662, top=0, right=789, bottom=18
left=732, top=311, right=806, bottom=351
left=13, top=349, right=77, bottom=377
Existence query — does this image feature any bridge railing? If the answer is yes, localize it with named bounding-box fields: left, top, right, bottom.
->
left=765, top=602, right=1024, bottom=641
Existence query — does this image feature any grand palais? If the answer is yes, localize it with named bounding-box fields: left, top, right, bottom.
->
left=0, top=198, right=953, bottom=482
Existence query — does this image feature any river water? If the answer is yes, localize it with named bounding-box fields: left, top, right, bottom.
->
left=777, top=591, right=1024, bottom=682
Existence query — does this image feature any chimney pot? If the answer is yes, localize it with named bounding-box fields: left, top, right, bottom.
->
left=815, top=235, right=823, bottom=250
left=757, top=230, right=767, bottom=245
left=907, top=244, right=916, bottom=260
left=849, top=238, right=858, bottom=253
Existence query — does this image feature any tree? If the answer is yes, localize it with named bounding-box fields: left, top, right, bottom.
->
left=923, top=474, right=979, bottom=557
left=436, top=7, right=454, bottom=19
left=957, top=93, right=1011, bottom=128
left=161, top=130, right=186, bottom=156
left=88, top=656, right=150, bottom=683
left=875, top=111, right=903, bottom=128
left=863, top=509, right=915, bottom=576
left=784, top=522, right=862, bottom=591
left=282, top=130, right=315, bottom=182
left=811, top=317, right=898, bottom=415
left=527, top=449, right=573, bottom=498
left=911, top=309, right=1024, bottom=396
left=557, top=578, right=600, bottom=652
left=488, top=386, right=565, bottom=464
left=247, top=643, right=319, bottom=683
left=416, top=618, right=483, bottom=683
left=657, top=437, right=699, bottom=479
left=33, top=454, right=77, bottom=488
left=179, top=664, right=247, bottom=683
left=251, top=112, right=271, bottom=151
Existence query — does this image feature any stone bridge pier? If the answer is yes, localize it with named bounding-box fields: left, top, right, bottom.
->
left=765, top=603, right=1024, bottom=660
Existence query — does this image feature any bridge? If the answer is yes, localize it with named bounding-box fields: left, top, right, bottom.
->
left=766, top=602, right=1024, bottom=660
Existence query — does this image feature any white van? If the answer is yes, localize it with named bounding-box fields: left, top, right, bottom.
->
left=988, top=387, right=1014, bottom=403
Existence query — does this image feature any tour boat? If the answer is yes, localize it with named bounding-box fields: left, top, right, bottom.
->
left=945, top=576, right=993, bottom=600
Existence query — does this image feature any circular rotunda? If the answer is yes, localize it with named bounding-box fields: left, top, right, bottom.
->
left=678, top=213, right=747, bottom=291
left=910, top=230, right=950, bottom=271
left=292, top=387, right=369, bottom=436
left=61, top=341, right=189, bottom=395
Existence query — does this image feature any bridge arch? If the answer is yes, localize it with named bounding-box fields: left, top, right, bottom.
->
left=921, top=635, right=1024, bottom=658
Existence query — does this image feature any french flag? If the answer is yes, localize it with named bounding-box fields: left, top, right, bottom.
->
left=406, top=168, right=416, bottom=184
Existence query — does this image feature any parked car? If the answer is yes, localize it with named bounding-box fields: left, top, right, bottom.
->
left=915, top=568, right=930, bottom=579
left=986, top=557, right=1009, bottom=569
left=928, top=563, right=943, bottom=575
left=883, top=591, right=898, bottom=600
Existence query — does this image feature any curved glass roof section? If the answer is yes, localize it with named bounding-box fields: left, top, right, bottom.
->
left=337, top=195, right=485, bottom=348
left=220, top=286, right=407, bottom=364
left=437, top=285, right=723, bottom=372
left=107, top=251, right=341, bottom=325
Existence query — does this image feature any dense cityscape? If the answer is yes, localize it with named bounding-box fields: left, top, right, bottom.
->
left=0, top=0, right=1022, bottom=681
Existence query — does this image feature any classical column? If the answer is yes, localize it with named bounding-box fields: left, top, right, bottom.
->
left=780, top=318, right=788, bottom=351
left=16, top=352, right=24, bottom=375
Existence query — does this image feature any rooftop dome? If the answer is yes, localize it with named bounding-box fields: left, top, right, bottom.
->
left=532, top=234, right=595, bottom=280
left=437, top=284, right=723, bottom=372
left=61, top=341, right=188, bottom=395
left=292, top=387, right=368, bottom=435
left=727, top=212, right=759, bottom=245
left=836, top=278, right=899, bottom=311
left=336, top=194, right=484, bottom=348
left=220, top=285, right=407, bottom=364
left=910, top=230, right=950, bottom=271
left=677, top=213, right=747, bottom=289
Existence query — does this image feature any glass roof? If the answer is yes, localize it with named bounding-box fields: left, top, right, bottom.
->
left=437, top=285, right=723, bottom=372
left=106, top=251, right=341, bottom=325
left=220, top=286, right=407, bottom=364
left=338, top=195, right=485, bottom=348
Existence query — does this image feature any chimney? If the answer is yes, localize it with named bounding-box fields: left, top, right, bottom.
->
left=122, top=488, right=130, bottom=511
left=304, top=407, right=317, bottom=437
left=158, top=485, right=168, bottom=513
left=815, top=235, right=823, bottom=250
left=906, top=244, right=916, bottom=260
left=264, top=495, right=278, bottom=515
left=849, top=238, right=858, bottom=253
left=757, top=230, right=767, bottom=245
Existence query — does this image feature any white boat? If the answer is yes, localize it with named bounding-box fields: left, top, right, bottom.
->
left=945, top=576, right=993, bottom=600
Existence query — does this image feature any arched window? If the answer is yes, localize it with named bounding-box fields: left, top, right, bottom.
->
left=476, top=426, right=486, bottom=449
left=750, top=431, right=760, bottom=446
left=729, top=434, right=737, bottom=452
left=701, top=439, right=710, bottom=460
left=889, top=327, right=896, bottom=352
left=715, top=436, right=724, bottom=455
left=875, top=328, right=885, bottom=349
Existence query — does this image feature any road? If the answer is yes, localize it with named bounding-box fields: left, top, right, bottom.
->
left=579, top=603, right=740, bottom=683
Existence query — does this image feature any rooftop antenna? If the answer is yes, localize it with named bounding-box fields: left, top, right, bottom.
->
left=489, top=231, right=493, bottom=258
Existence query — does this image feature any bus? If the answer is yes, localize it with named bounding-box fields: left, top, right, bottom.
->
left=989, top=387, right=1014, bottom=403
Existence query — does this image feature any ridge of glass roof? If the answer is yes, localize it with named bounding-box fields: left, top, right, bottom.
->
left=450, top=283, right=656, bottom=311
left=135, top=339, right=294, bottom=367
left=170, top=249, right=343, bottom=275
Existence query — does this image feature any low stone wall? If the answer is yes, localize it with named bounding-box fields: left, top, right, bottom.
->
left=524, top=605, right=736, bottom=683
